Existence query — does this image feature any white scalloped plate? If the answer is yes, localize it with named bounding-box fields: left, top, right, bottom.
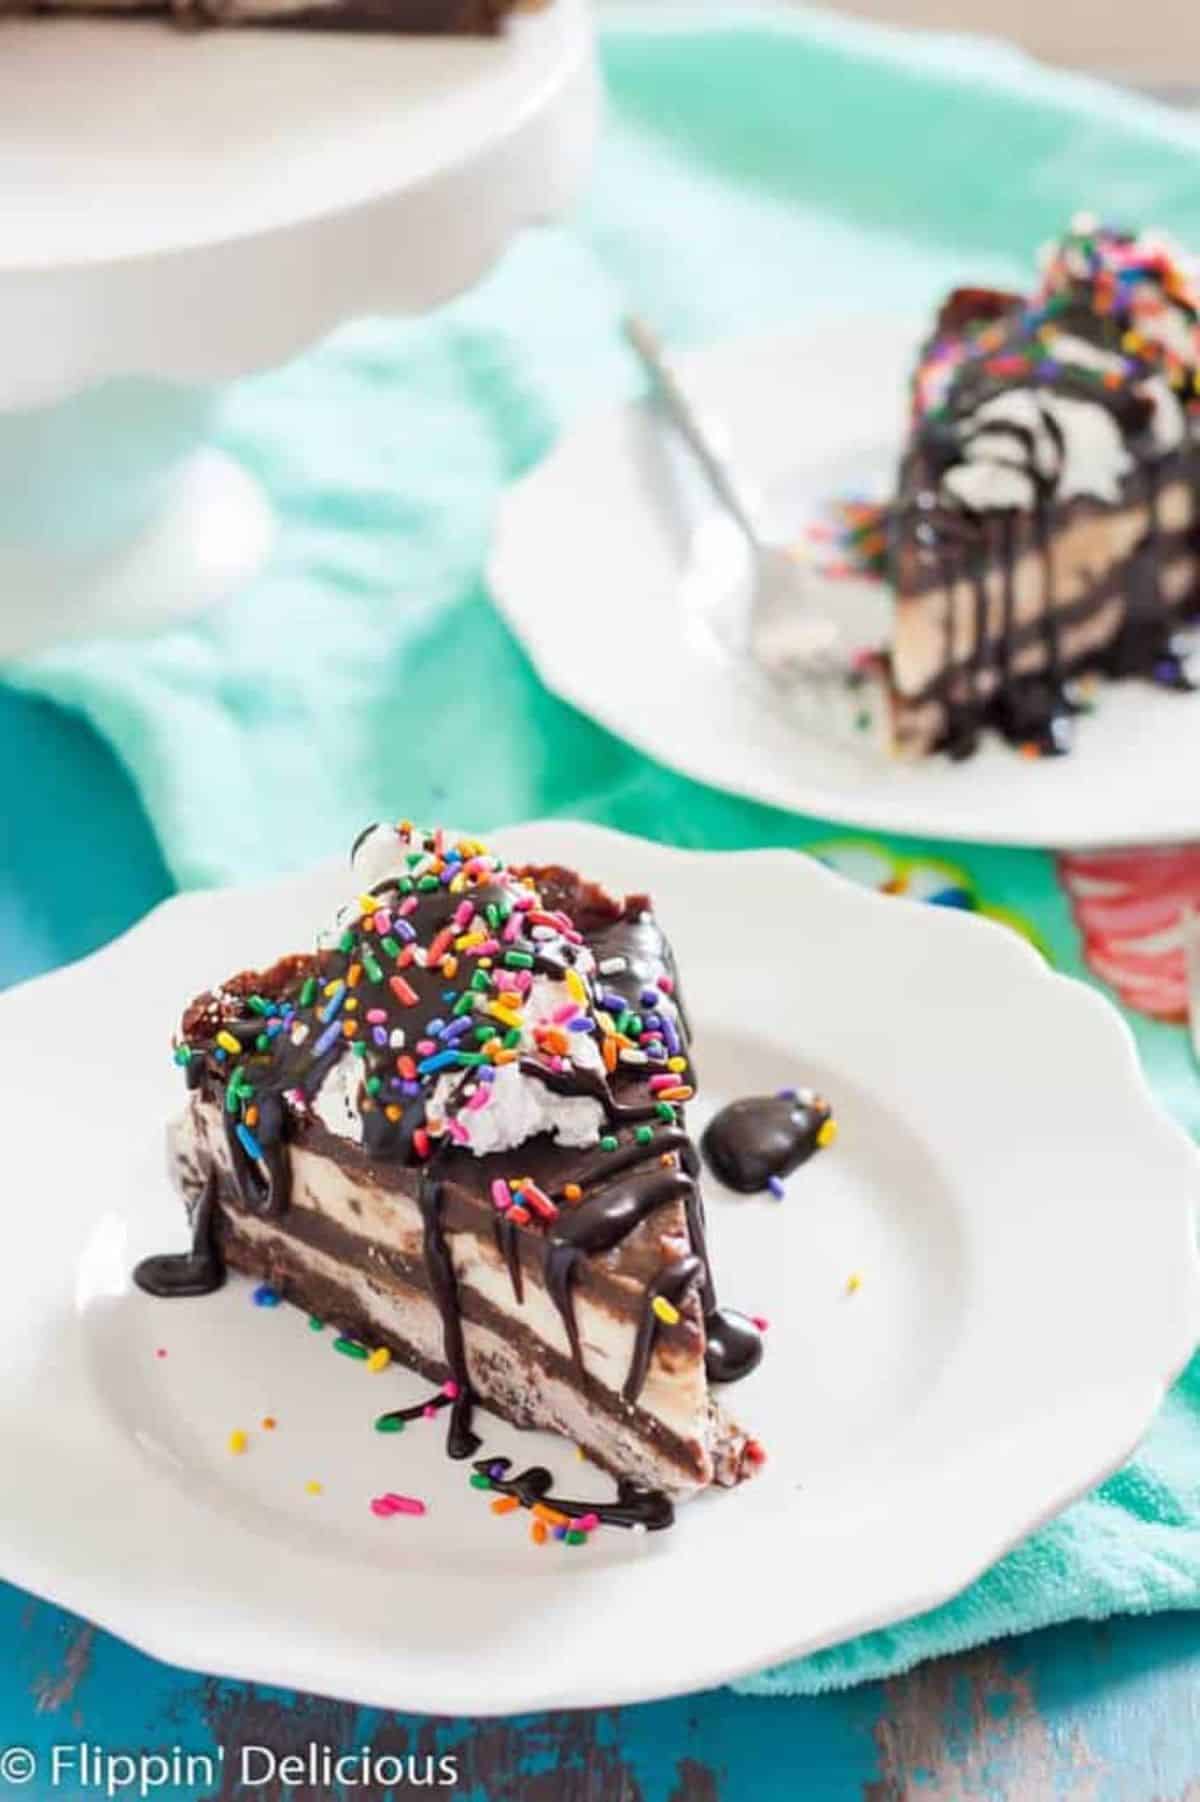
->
left=489, top=323, right=1200, bottom=847
left=0, top=823, right=1196, bottom=1713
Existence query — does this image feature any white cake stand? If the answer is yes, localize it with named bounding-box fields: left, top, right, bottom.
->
left=0, top=0, right=597, bottom=659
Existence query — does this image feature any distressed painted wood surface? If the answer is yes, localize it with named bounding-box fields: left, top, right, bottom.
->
left=3, top=686, right=1199, bottom=1800
left=8, top=1584, right=1200, bottom=1800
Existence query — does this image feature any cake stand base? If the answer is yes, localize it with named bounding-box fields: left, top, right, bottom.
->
left=0, top=443, right=273, bottom=665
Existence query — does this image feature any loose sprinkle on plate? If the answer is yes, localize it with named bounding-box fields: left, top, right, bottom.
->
left=371, top=1492, right=427, bottom=1519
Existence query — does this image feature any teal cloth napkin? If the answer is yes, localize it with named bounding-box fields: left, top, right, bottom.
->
left=8, top=2, right=1200, bottom=1697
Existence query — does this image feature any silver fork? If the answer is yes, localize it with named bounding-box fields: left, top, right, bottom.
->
left=622, top=313, right=843, bottom=672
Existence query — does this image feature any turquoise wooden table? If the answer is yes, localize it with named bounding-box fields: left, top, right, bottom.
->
left=5, top=683, right=1200, bottom=1802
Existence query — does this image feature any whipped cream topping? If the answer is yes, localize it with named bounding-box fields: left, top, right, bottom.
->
left=1041, top=333, right=1186, bottom=450
left=430, top=1059, right=604, bottom=1155
left=311, top=969, right=608, bottom=1155
left=177, top=822, right=694, bottom=1191
left=429, top=965, right=608, bottom=1152
left=348, top=821, right=428, bottom=895
left=940, top=375, right=1188, bottom=514
left=922, top=216, right=1199, bottom=516
left=308, top=823, right=614, bottom=1159
left=941, top=387, right=1134, bottom=511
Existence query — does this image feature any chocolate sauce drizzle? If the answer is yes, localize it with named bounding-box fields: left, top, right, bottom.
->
left=144, top=832, right=762, bottom=1474
left=520, top=916, right=761, bottom=1392
left=415, top=1163, right=482, bottom=1459
left=903, top=237, right=1200, bottom=759
left=623, top=1255, right=704, bottom=1405
left=492, top=1211, right=524, bottom=1306
left=472, top=1456, right=675, bottom=1532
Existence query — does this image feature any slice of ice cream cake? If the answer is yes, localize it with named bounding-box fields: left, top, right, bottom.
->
left=137, top=824, right=764, bottom=1509
left=766, top=217, right=1200, bottom=760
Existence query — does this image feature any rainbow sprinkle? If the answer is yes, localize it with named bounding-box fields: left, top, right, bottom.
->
left=471, top=1465, right=600, bottom=1547
left=370, top=1492, right=427, bottom=1519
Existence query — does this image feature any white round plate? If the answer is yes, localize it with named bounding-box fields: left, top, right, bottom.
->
left=0, top=0, right=596, bottom=404
left=489, top=322, right=1200, bottom=848
left=2, top=822, right=1197, bottom=1712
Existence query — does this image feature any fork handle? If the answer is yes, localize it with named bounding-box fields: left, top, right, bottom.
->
left=623, top=314, right=769, bottom=549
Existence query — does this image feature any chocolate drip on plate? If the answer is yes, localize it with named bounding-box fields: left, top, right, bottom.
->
left=133, top=1171, right=224, bottom=1299
left=473, top=1456, right=675, bottom=1532
left=701, top=1093, right=832, bottom=1193
left=377, top=1388, right=455, bottom=1430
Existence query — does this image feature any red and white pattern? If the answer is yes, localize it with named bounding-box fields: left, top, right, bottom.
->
left=1058, top=845, right=1200, bottom=1021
